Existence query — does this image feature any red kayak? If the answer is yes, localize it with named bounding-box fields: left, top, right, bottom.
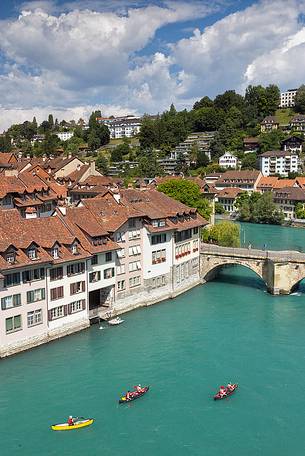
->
left=119, top=386, right=149, bottom=404
left=214, top=384, right=238, bottom=400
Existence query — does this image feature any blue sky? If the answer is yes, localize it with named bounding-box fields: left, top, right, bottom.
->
left=0, top=0, right=304, bottom=130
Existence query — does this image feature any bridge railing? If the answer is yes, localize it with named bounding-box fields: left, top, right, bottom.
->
left=200, top=242, right=305, bottom=263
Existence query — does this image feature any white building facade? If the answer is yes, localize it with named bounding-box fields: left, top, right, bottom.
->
left=219, top=152, right=238, bottom=169
left=259, top=150, right=299, bottom=177
left=280, top=89, right=297, bottom=108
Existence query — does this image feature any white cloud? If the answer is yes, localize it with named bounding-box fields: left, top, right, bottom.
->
left=172, top=0, right=305, bottom=97
left=0, top=103, right=137, bottom=131
left=3, top=1, right=305, bottom=132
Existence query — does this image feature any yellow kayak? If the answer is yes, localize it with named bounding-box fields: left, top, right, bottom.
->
left=51, top=418, right=94, bottom=431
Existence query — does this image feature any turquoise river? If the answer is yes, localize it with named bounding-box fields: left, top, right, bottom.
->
left=1, top=222, right=305, bottom=456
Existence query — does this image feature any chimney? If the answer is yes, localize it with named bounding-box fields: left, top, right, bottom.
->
left=90, top=160, right=96, bottom=175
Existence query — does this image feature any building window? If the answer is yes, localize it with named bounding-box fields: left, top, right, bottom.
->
left=128, top=219, right=136, bottom=228
left=27, top=248, right=37, bottom=260
left=1, top=294, right=21, bottom=310
left=4, top=272, right=21, bottom=287
left=116, top=232, right=125, bottom=242
left=104, top=268, right=115, bottom=279
left=70, top=281, right=85, bottom=295
left=6, top=252, right=16, bottom=264
left=52, top=247, right=59, bottom=259
left=49, top=306, right=65, bottom=320
left=117, top=280, right=125, bottom=291
left=70, top=300, right=85, bottom=313
left=151, top=234, right=167, bottom=245
left=129, top=276, right=141, bottom=288
left=27, top=309, right=42, bottom=327
left=22, top=268, right=45, bottom=283
left=128, top=230, right=140, bottom=240
left=67, top=262, right=85, bottom=276
left=6, top=315, right=22, bottom=333
left=152, top=219, right=166, bottom=227
left=50, top=267, right=63, bottom=281
left=91, top=255, right=98, bottom=265
left=105, top=252, right=112, bottom=262
left=152, top=249, right=166, bottom=264
left=27, top=288, right=45, bottom=304
left=193, top=227, right=199, bottom=235
left=116, top=264, right=125, bottom=275
left=71, top=243, right=78, bottom=255
left=50, top=286, right=64, bottom=301
left=128, top=245, right=141, bottom=256
left=89, top=271, right=101, bottom=283
left=117, top=249, right=125, bottom=259
left=129, top=261, right=141, bottom=272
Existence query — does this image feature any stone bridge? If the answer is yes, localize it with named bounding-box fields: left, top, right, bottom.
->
left=200, top=243, right=305, bottom=295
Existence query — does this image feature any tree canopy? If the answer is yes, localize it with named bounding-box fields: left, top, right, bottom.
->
left=202, top=221, right=240, bottom=247
left=158, top=179, right=211, bottom=220
left=235, top=191, right=284, bottom=224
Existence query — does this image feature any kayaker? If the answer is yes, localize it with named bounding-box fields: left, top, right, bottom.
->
left=227, top=383, right=234, bottom=391
left=135, top=384, right=143, bottom=393
left=67, top=416, right=74, bottom=426
left=126, top=391, right=132, bottom=400
left=219, top=386, right=226, bottom=397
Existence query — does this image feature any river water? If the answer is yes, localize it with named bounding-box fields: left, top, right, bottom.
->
left=1, top=223, right=305, bottom=456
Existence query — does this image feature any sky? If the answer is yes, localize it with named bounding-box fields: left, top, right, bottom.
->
left=0, top=0, right=304, bottom=130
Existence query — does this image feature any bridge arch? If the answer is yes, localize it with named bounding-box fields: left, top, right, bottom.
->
left=201, top=257, right=267, bottom=289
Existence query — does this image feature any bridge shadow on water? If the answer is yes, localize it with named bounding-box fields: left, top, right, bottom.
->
left=210, top=264, right=266, bottom=291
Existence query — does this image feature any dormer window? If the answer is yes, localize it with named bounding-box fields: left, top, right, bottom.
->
left=52, top=247, right=59, bottom=259
left=6, top=252, right=15, bottom=264
left=28, top=248, right=37, bottom=260
left=71, top=243, right=78, bottom=255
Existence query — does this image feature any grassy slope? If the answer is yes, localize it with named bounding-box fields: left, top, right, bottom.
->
left=275, top=108, right=295, bottom=125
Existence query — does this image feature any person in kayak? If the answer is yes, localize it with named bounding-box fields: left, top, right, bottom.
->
left=219, top=386, right=227, bottom=397
left=227, top=383, right=234, bottom=391
left=126, top=391, right=132, bottom=400
left=67, top=416, right=74, bottom=426
left=134, top=384, right=144, bottom=394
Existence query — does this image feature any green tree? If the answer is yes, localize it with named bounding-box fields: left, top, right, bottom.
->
left=235, top=191, right=284, bottom=224
left=259, top=130, right=285, bottom=152
left=158, top=179, right=211, bottom=220
left=214, top=90, right=245, bottom=112
left=111, top=143, right=130, bottom=162
left=0, top=134, right=12, bottom=152
left=202, top=221, right=240, bottom=247
left=48, top=114, right=54, bottom=129
left=241, top=152, right=258, bottom=169
left=196, top=149, right=209, bottom=168
left=193, top=96, right=214, bottom=110
left=96, top=154, right=109, bottom=174
left=138, top=149, right=162, bottom=177
left=191, top=107, right=225, bottom=132
left=295, top=85, right=305, bottom=114
left=295, top=202, right=305, bottom=219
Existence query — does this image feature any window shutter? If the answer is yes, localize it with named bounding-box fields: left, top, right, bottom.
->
left=82, top=281, right=85, bottom=292
left=42, top=288, right=45, bottom=300
left=48, top=310, right=53, bottom=321
left=67, top=304, right=72, bottom=315
left=64, top=305, right=68, bottom=316
left=70, top=283, right=74, bottom=294
left=82, top=299, right=86, bottom=310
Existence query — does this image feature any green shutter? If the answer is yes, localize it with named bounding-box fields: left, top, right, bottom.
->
left=41, top=288, right=45, bottom=300
left=27, top=291, right=32, bottom=304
